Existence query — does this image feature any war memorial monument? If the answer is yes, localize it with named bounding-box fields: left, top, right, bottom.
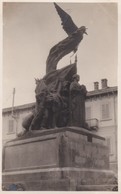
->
left=2, top=3, right=117, bottom=191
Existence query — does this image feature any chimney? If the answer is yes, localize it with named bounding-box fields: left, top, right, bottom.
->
left=101, top=79, right=108, bottom=89
left=94, top=82, right=99, bottom=90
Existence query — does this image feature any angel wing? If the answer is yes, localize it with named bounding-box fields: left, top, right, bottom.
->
left=54, top=3, right=78, bottom=36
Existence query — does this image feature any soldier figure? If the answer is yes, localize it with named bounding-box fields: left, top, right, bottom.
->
left=69, top=74, right=87, bottom=127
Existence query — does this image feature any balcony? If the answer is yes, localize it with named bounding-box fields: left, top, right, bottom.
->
left=86, top=118, right=99, bottom=131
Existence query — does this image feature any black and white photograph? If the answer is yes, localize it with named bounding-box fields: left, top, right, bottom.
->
left=2, top=1, right=119, bottom=191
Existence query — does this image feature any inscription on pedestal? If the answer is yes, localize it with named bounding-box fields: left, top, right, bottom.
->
left=4, top=137, right=58, bottom=171
left=68, top=140, right=109, bottom=169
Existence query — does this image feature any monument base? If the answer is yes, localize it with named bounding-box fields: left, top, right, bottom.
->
left=2, top=127, right=117, bottom=191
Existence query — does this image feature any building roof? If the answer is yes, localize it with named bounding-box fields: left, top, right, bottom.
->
left=2, top=102, right=35, bottom=114
left=2, top=86, right=117, bottom=113
left=87, top=86, right=117, bottom=98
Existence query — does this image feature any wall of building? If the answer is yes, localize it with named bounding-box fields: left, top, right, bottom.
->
left=85, top=93, right=117, bottom=173
left=2, top=108, right=33, bottom=145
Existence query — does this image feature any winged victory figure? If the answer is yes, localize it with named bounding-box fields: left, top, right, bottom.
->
left=46, top=3, right=88, bottom=74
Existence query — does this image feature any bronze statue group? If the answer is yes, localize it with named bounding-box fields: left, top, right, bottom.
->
left=22, top=3, right=88, bottom=134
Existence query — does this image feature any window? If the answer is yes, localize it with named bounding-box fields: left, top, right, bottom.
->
left=8, top=120, right=15, bottom=134
left=86, top=107, right=91, bottom=120
left=101, top=103, right=110, bottom=120
left=106, top=137, right=113, bottom=155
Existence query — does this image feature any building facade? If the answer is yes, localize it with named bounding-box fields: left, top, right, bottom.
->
left=2, top=79, right=118, bottom=173
left=85, top=79, right=117, bottom=173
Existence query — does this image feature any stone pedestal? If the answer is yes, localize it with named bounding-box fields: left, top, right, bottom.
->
left=2, top=127, right=116, bottom=191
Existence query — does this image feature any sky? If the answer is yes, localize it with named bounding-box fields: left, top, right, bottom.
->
left=3, top=2, right=118, bottom=108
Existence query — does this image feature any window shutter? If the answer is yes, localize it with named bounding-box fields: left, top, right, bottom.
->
left=106, top=137, right=111, bottom=153
left=86, top=107, right=91, bottom=119
left=106, top=137, right=113, bottom=154
left=101, top=103, right=110, bottom=119
left=8, top=120, right=14, bottom=133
